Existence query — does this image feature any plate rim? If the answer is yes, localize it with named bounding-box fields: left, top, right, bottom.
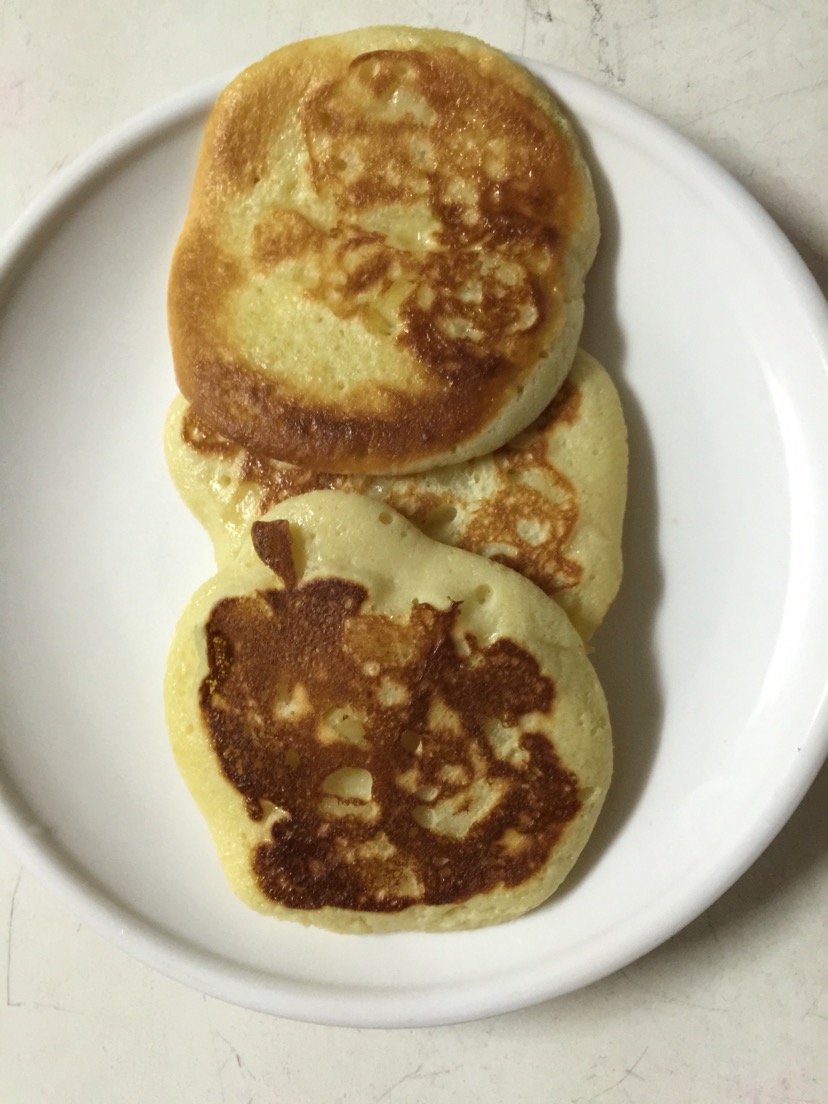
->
left=1, top=60, right=828, bottom=1029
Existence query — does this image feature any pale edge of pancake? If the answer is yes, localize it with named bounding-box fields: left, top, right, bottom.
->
left=546, top=351, right=628, bottom=639
left=163, top=349, right=628, bottom=640
left=164, top=490, right=613, bottom=933
left=167, top=26, right=599, bottom=473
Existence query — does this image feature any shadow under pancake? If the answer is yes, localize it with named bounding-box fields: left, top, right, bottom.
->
left=546, top=119, right=665, bottom=896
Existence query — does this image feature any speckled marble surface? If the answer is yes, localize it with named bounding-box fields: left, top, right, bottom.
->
left=1, top=2, right=827, bottom=1100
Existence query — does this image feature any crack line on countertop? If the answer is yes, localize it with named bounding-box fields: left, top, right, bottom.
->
left=590, top=1046, right=649, bottom=1100
left=5, top=868, right=22, bottom=1008
left=375, top=1063, right=452, bottom=1102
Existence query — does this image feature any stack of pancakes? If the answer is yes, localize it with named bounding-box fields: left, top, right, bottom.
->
left=163, top=27, right=628, bottom=932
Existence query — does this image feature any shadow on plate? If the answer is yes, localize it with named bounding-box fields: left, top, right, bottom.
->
left=550, top=119, right=665, bottom=898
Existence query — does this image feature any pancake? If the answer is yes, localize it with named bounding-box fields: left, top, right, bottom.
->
left=164, top=349, right=627, bottom=639
left=168, top=27, right=599, bottom=474
left=164, top=491, right=612, bottom=932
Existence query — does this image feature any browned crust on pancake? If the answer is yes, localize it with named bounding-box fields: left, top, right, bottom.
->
left=168, top=28, right=597, bottom=473
left=198, top=519, right=582, bottom=912
left=180, top=380, right=583, bottom=605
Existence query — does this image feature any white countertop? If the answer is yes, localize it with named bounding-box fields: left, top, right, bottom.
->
left=1, top=1, right=827, bottom=1100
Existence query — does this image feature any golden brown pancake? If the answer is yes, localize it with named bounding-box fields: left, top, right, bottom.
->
left=164, top=492, right=612, bottom=932
left=164, top=349, right=627, bottom=639
left=168, top=27, right=599, bottom=474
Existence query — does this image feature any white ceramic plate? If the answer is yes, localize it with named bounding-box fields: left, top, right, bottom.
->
left=1, top=61, right=827, bottom=1029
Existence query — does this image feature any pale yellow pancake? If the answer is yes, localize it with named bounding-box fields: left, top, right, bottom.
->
left=164, top=349, right=627, bottom=639
left=164, top=492, right=612, bottom=932
left=168, top=27, right=599, bottom=474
